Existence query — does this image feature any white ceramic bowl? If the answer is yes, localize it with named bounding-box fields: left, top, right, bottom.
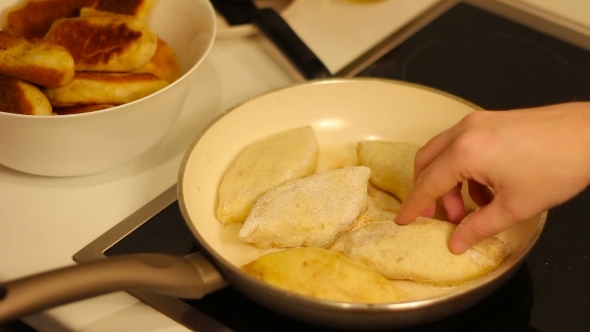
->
left=0, top=0, right=216, bottom=177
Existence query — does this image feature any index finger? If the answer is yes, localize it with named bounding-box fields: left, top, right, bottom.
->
left=395, top=148, right=465, bottom=225
left=412, top=128, right=457, bottom=182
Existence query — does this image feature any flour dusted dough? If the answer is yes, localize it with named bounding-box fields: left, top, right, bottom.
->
left=357, top=140, right=420, bottom=201
left=239, top=166, right=371, bottom=249
left=242, top=247, right=400, bottom=303
left=331, top=218, right=510, bottom=286
left=217, top=126, right=318, bottom=224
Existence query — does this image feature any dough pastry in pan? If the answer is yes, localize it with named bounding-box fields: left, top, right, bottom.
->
left=242, top=247, right=400, bottom=303
left=218, top=126, right=318, bottom=225
left=331, top=218, right=510, bottom=286
left=239, top=166, right=370, bottom=249
left=357, top=140, right=420, bottom=202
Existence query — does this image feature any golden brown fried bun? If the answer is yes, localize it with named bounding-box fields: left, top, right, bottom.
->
left=44, top=11, right=158, bottom=72
left=0, top=74, right=52, bottom=115
left=0, top=31, right=75, bottom=88
left=3, top=0, right=97, bottom=39
left=3, top=0, right=156, bottom=39
left=43, top=72, right=168, bottom=107
left=135, top=37, right=181, bottom=83
left=95, top=0, right=157, bottom=21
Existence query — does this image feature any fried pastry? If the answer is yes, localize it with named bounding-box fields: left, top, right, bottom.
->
left=0, top=31, right=75, bottom=88
left=0, top=75, right=52, bottom=115
left=238, top=166, right=371, bottom=249
left=3, top=0, right=97, bottom=39
left=331, top=218, right=510, bottom=286
left=134, top=37, right=181, bottom=83
left=242, top=247, right=400, bottom=303
left=357, top=140, right=420, bottom=201
left=44, top=10, right=158, bottom=72
left=94, top=0, right=157, bottom=21
left=218, top=126, right=318, bottom=224
left=43, top=72, right=168, bottom=106
left=3, top=0, right=156, bottom=39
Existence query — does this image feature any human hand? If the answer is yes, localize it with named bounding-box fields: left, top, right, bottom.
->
left=395, top=102, right=590, bottom=254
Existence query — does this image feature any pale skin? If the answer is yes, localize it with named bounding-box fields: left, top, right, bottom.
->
left=395, top=102, right=590, bottom=254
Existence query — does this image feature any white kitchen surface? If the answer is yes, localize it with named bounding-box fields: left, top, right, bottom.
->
left=282, top=0, right=440, bottom=73
left=0, top=0, right=587, bottom=331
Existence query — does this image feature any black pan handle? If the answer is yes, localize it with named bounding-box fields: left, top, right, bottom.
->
left=251, top=8, right=332, bottom=80
left=210, top=0, right=254, bottom=25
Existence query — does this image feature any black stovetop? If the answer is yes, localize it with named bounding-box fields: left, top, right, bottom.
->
left=85, top=1, right=590, bottom=331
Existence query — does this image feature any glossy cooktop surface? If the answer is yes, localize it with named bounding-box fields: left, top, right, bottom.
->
left=77, top=2, right=590, bottom=331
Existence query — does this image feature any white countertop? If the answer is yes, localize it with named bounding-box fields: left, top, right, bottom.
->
left=0, top=0, right=587, bottom=331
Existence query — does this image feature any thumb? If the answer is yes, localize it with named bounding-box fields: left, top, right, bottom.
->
left=449, top=200, right=515, bottom=254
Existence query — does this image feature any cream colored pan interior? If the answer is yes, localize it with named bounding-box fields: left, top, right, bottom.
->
left=179, top=78, right=545, bottom=306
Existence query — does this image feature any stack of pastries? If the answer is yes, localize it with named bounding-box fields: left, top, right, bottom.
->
left=217, top=126, right=511, bottom=303
left=0, top=0, right=180, bottom=115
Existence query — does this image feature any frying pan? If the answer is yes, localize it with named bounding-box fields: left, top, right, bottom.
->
left=0, top=78, right=546, bottom=330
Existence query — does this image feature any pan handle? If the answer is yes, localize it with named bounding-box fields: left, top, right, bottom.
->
left=251, top=8, right=332, bottom=80
left=0, top=252, right=227, bottom=323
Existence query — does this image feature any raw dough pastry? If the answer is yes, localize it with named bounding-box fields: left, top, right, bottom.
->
left=331, top=218, right=510, bottom=286
left=357, top=140, right=420, bottom=201
left=242, top=247, right=400, bottom=303
left=218, top=126, right=318, bottom=224
left=239, top=166, right=371, bottom=248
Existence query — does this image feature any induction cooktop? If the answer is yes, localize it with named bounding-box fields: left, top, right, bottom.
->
left=74, top=1, right=590, bottom=331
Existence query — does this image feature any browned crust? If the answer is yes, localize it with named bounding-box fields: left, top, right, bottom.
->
left=45, top=17, right=143, bottom=68
left=5, top=0, right=97, bottom=39
left=0, top=30, right=24, bottom=48
left=0, top=32, right=75, bottom=88
left=95, top=0, right=150, bottom=17
left=135, top=37, right=181, bottom=83
left=43, top=72, right=168, bottom=107
left=4, top=0, right=153, bottom=39
left=0, top=74, right=39, bottom=115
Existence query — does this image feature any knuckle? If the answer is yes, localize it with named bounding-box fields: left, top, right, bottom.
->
left=460, top=111, right=488, bottom=127
left=449, top=131, right=491, bottom=168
